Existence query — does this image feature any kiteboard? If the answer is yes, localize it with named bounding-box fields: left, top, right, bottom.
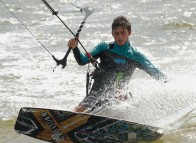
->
left=14, top=107, right=163, bottom=143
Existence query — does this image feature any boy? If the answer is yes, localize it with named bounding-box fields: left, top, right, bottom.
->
left=68, top=16, right=167, bottom=113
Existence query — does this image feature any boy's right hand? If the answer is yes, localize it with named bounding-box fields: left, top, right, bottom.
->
left=67, top=38, right=78, bottom=49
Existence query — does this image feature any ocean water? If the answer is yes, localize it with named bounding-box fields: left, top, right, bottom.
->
left=0, top=0, right=196, bottom=142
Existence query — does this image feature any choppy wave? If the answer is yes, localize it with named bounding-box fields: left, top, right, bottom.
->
left=164, top=20, right=196, bottom=30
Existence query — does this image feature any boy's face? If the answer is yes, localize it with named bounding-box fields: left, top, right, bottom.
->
left=112, top=26, right=131, bottom=46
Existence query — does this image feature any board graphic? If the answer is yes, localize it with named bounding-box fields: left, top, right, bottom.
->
left=14, top=107, right=163, bottom=143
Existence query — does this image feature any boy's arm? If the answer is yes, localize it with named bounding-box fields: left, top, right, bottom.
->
left=72, top=47, right=88, bottom=65
left=72, top=42, right=108, bottom=65
left=134, top=52, right=167, bottom=82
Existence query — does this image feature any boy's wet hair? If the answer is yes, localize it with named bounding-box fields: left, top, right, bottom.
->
left=112, top=16, right=131, bottom=32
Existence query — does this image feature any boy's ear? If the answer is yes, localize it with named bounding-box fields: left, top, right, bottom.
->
left=111, top=30, right=115, bottom=36
left=128, top=31, right=132, bottom=36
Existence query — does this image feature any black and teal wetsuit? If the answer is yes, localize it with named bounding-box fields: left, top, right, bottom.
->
left=73, top=41, right=166, bottom=110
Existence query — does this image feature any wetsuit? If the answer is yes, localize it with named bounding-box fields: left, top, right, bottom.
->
left=72, top=41, right=166, bottom=111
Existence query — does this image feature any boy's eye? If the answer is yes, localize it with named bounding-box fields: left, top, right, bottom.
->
left=115, top=32, right=125, bottom=35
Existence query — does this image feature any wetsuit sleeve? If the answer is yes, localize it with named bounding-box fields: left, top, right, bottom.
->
left=72, top=42, right=108, bottom=65
left=72, top=46, right=87, bottom=65
left=134, top=51, right=167, bottom=82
